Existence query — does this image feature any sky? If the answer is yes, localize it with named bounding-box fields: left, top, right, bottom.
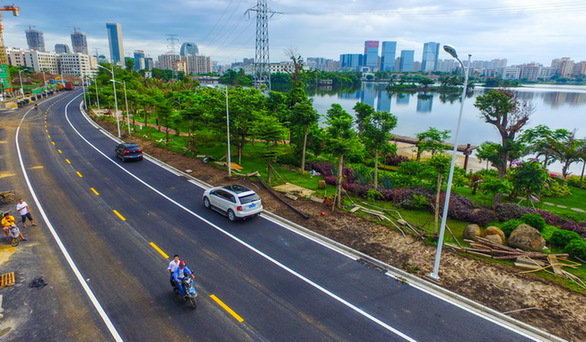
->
left=3, top=0, right=586, bottom=67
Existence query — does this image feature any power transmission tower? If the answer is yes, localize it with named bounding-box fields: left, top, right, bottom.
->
left=166, top=34, right=179, bottom=80
left=247, top=0, right=279, bottom=91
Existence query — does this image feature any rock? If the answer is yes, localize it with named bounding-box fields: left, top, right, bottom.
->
left=508, top=224, right=546, bottom=251
left=484, top=226, right=506, bottom=244
left=463, top=224, right=482, bottom=240
left=484, top=233, right=503, bottom=245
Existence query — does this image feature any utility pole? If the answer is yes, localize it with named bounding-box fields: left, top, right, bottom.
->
left=246, top=0, right=279, bottom=91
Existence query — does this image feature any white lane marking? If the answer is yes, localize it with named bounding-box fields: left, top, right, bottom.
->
left=16, top=98, right=124, bottom=342
left=69, top=97, right=415, bottom=340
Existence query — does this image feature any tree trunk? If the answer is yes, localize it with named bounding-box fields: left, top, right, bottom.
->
left=336, top=154, right=344, bottom=208
left=435, top=173, right=442, bottom=235
left=301, top=128, right=308, bottom=172
left=373, top=150, right=379, bottom=189
left=267, top=160, right=272, bottom=183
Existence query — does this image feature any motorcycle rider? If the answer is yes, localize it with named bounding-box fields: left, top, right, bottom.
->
left=172, top=261, right=195, bottom=298
left=2, top=212, right=26, bottom=241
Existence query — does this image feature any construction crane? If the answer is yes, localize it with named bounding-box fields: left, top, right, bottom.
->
left=0, top=5, right=20, bottom=66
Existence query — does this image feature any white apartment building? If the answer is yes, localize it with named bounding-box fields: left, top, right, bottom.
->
left=59, top=53, right=93, bottom=77
left=24, top=50, right=60, bottom=74
left=6, top=47, right=27, bottom=67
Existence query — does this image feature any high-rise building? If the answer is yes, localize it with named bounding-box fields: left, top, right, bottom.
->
left=134, top=50, right=145, bottom=70
left=399, top=50, right=415, bottom=72
left=380, top=41, right=397, bottom=71
left=71, top=28, right=89, bottom=54
left=55, top=44, right=71, bottom=54
left=106, top=22, right=124, bottom=66
left=340, top=54, right=363, bottom=70
left=364, top=40, right=379, bottom=71
left=26, top=26, right=45, bottom=52
left=421, top=42, right=440, bottom=72
left=180, top=42, right=199, bottom=57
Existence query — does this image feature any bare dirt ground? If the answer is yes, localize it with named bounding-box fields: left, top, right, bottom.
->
left=99, top=117, right=585, bottom=341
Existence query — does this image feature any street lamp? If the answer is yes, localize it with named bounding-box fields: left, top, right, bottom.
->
left=93, top=75, right=101, bottom=112
left=112, top=79, right=131, bottom=136
left=17, top=69, right=24, bottom=97
left=207, top=84, right=231, bottom=176
left=429, top=45, right=472, bottom=280
left=97, top=64, right=121, bottom=138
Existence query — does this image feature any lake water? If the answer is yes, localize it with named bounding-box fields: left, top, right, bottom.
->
left=310, top=83, right=586, bottom=175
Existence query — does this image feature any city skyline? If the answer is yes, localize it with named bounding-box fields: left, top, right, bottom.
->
left=3, top=1, right=586, bottom=67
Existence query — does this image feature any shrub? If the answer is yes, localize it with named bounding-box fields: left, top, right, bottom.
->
left=342, top=181, right=370, bottom=197
left=541, top=176, right=571, bottom=198
left=560, top=220, right=586, bottom=236
left=564, top=239, right=586, bottom=261
left=384, top=154, right=410, bottom=166
left=567, top=175, right=586, bottom=189
left=467, top=208, right=498, bottom=226
left=323, top=175, right=337, bottom=186
left=305, top=161, right=334, bottom=176
left=366, top=189, right=383, bottom=202
left=536, top=209, right=565, bottom=227
left=494, top=203, right=533, bottom=222
left=499, top=219, right=524, bottom=237
left=549, top=229, right=582, bottom=248
left=520, top=213, right=546, bottom=231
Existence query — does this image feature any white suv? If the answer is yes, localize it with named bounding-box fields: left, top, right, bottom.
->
left=202, top=185, right=263, bottom=221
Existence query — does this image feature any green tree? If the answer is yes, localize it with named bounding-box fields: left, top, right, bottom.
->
left=544, top=130, right=586, bottom=178
left=508, top=160, right=549, bottom=204
left=518, top=125, right=569, bottom=168
left=290, top=101, right=319, bottom=172
left=353, top=103, right=398, bottom=189
left=415, top=127, right=451, bottom=161
left=474, top=89, right=534, bottom=178
left=252, top=116, right=288, bottom=183
left=325, top=104, right=360, bottom=208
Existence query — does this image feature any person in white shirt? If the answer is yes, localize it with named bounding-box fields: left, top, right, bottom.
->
left=168, top=254, right=181, bottom=288
left=16, top=199, right=36, bottom=228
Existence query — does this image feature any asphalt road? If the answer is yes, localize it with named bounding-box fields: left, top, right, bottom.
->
left=1, top=90, right=547, bottom=341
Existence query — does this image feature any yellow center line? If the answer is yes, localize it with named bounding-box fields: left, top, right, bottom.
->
left=149, top=242, right=169, bottom=259
left=51, top=141, right=55, bottom=145
left=57, top=149, right=62, bottom=153
left=113, top=210, right=126, bottom=221
left=65, top=159, right=71, bottom=164
left=76, top=171, right=83, bottom=177
left=210, top=295, right=244, bottom=322
left=90, top=188, right=99, bottom=195
left=47, top=135, right=51, bottom=138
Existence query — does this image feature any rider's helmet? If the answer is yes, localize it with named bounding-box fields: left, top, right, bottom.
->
left=179, top=261, right=186, bottom=267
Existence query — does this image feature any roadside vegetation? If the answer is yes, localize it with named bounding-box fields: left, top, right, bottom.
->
left=83, top=59, right=586, bottom=293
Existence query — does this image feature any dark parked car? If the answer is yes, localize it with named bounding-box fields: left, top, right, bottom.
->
left=115, top=143, right=143, bottom=162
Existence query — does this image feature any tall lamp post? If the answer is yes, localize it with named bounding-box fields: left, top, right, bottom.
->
left=221, top=85, right=231, bottom=176
left=113, top=79, right=131, bottom=136
left=97, top=64, right=121, bottom=138
left=429, top=45, right=471, bottom=280
left=93, top=75, right=101, bottom=112
left=17, top=69, right=24, bottom=97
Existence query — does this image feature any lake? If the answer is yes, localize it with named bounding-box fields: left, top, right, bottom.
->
left=310, top=83, right=586, bottom=175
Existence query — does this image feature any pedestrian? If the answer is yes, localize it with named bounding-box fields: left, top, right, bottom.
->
left=168, top=254, right=181, bottom=288
left=16, top=198, right=36, bottom=228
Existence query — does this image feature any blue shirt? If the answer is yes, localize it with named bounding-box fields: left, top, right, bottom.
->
left=173, top=266, right=193, bottom=282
